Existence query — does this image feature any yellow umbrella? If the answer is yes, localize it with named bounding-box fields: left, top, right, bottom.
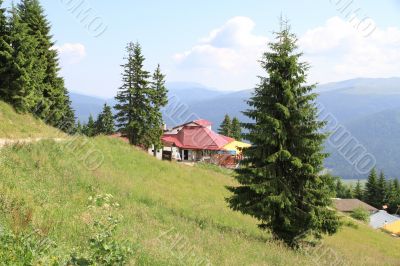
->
left=223, top=141, right=251, bottom=154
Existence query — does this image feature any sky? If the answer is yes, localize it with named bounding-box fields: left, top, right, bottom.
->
left=3, top=0, right=400, bottom=98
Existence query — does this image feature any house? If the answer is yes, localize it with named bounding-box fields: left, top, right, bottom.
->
left=333, top=198, right=378, bottom=213
left=369, top=210, right=400, bottom=229
left=161, top=119, right=249, bottom=166
left=382, top=220, right=400, bottom=235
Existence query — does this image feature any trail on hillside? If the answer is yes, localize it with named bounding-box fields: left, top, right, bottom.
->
left=0, top=138, right=66, bottom=148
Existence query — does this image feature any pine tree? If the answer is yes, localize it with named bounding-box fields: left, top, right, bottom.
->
left=75, top=121, right=83, bottom=135
left=218, top=114, right=232, bottom=136
left=377, top=171, right=388, bottom=208
left=335, top=179, right=353, bottom=198
left=0, top=0, right=13, bottom=101
left=17, top=0, right=75, bottom=130
left=114, top=42, right=152, bottom=146
left=83, top=114, right=96, bottom=137
left=387, top=179, right=400, bottom=214
left=4, top=6, right=42, bottom=112
left=364, top=168, right=380, bottom=208
left=231, top=117, right=242, bottom=140
left=95, top=103, right=115, bottom=135
left=146, top=64, right=168, bottom=153
left=227, top=20, right=339, bottom=247
left=353, top=180, right=363, bottom=200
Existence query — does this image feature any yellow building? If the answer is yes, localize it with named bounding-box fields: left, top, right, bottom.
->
left=223, top=141, right=251, bottom=155
left=383, top=220, right=400, bottom=235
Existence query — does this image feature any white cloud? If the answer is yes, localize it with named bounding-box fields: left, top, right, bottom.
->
left=299, top=16, right=400, bottom=83
left=53, top=43, right=86, bottom=64
left=171, top=16, right=400, bottom=90
left=172, top=16, right=268, bottom=90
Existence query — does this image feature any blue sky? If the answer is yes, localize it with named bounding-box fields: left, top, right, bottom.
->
left=3, top=0, right=400, bottom=98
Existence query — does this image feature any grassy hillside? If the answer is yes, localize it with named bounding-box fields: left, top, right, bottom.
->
left=0, top=101, right=64, bottom=139
left=1, top=101, right=400, bottom=265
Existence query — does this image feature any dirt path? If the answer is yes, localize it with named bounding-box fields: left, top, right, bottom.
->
left=0, top=138, right=65, bottom=148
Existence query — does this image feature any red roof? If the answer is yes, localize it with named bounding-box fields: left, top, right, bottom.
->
left=162, top=125, right=230, bottom=150
left=193, top=119, right=212, bottom=127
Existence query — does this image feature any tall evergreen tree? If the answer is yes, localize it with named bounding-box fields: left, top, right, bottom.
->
left=146, top=64, right=168, bottom=153
left=83, top=114, right=96, bottom=137
left=17, top=0, right=74, bottom=129
left=95, top=103, right=115, bottom=135
left=114, top=42, right=155, bottom=147
left=335, top=180, right=353, bottom=198
left=75, top=121, right=83, bottom=135
left=231, top=117, right=242, bottom=140
left=353, top=180, right=363, bottom=200
left=218, top=114, right=232, bottom=137
left=387, top=179, right=400, bottom=214
left=377, top=171, right=388, bottom=208
left=364, top=168, right=380, bottom=208
left=3, top=6, right=42, bottom=112
left=227, top=20, right=339, bottom=247
left=0, top=0, right=13, bottom=100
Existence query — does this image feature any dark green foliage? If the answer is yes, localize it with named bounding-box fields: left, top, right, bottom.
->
left=227, top=20, right=339, bottom=247
left=335, top=179, right=353, bottom=199
left=83, top=115, right=96, bottom=137
left=353, top=180, right=363, bottom=200
left=17, top=0, right=75, bottom=129
left=146, top=64, right=168, bottom=151
left=231, top=117, right=242, bottom=140
left=364, top=168, right=380, bottom=208
left=75, top=121, right=83, bottom=135
left=0, top=0, right=74, bottom=132
left=0, top=0, right=13, bottom=101
left=95, top=104, right=115, bottom=135
left=114, top=42, right=167, bottom=148
left=350, top=207, right=370, bottom=222
left=2, top=7, right=42, bottom=112
left=218, top=114, right=232, bottom=137
left=386, top=179, right=400, bottom=214
left=377, top=171, right=388, bottom=207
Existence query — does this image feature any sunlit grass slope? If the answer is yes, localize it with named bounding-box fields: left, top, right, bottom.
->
left=0, top=101, right=399, bottom=265
left=0, top=101, right=64, bottom=139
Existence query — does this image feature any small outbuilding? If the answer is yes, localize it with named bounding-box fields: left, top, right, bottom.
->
left=333, top=198, right=378, bottom=214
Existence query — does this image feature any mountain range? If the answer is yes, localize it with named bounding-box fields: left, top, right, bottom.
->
left=69, top=77, right=400, bottom=179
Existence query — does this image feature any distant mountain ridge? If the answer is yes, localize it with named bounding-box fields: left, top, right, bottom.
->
left=70, top=78, right=400, bottom=179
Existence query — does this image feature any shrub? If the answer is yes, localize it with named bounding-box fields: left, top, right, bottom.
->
left=350, top=208, right=370, bottom=222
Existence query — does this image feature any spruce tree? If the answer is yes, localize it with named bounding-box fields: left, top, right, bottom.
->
left=227, top=20, right=339, bottom=247
left=387, top=179, right=400, bottom=214
left=17, top=0, right=75, bottom=129
left=95, top=103, right=115, bottom=135
left=4, top=6, right=42, bottom=112
left=114, top=42, right=152, bottom=146
left=377, top=171, right=388, bottom=208
left=83, top=114, right=96, bottom=137
left=364, top=168, right=379, bottom=208
left=353, top=180, right=363, bottom=200
left=231, top=117, right=242, bottom=140
left=0, top=0, right=13, bottom=101
left=75, top=121, right=83, bottom=135
left=218, top=114, right=232, bottom=137
left=146, top=64, right=168, bottom=153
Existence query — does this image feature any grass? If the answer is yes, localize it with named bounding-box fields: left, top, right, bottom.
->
left=1, top=101, right=400, bottom=265
left=0, top=101, right=64, bottom=139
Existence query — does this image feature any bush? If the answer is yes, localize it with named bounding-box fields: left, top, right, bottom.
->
left=350, top=208, right=370, bottom=222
